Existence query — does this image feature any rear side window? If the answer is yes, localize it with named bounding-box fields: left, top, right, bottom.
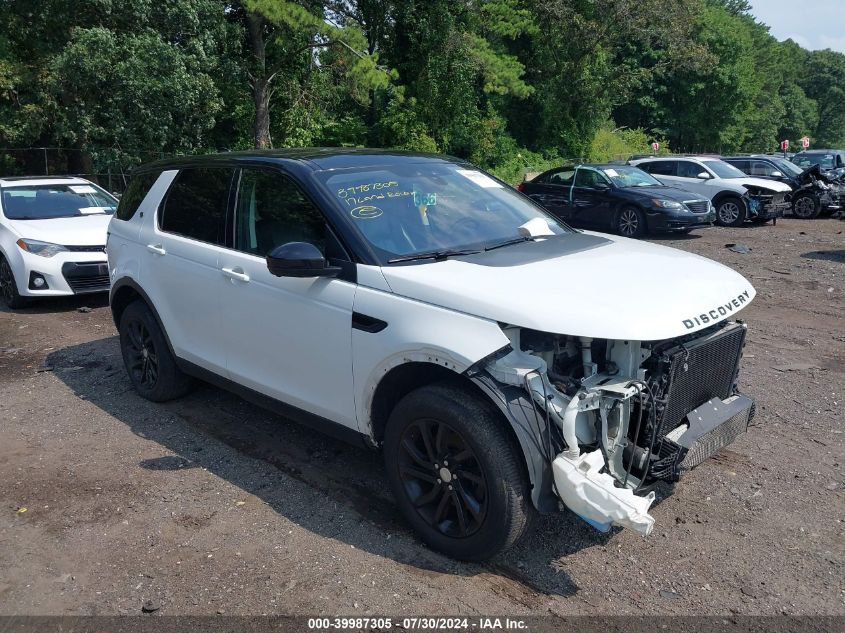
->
left=160, top=168, right=234, bottom=246
left=549, top=169, right=575, bottom=185
left=640, top=161, right=675, bottom=176
left=116, top=172, right=159, bottom=221
left=728, top=160, right=750, bottom=174
left=676, top=161, right=703, bottom=178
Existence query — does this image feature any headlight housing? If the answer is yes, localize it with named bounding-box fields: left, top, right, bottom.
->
left=651, top=199, right=686, bottom=210
left=16, top=239, right=68, bottom=258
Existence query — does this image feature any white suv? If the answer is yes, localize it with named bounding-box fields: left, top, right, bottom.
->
left=108, top=150, right=758, bottom=560
left=629, top=156, right=791, bottom=226
left=0, top=176, right=117, bottom=308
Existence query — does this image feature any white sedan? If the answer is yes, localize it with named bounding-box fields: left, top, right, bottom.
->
left=0, top=176, right=117, bottom=308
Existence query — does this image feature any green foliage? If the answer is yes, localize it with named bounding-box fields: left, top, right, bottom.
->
left=1, top=0, right=845, bottom=177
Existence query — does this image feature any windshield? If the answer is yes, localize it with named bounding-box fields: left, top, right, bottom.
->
left=771, top=158, right=803, bottom=177
left=316, top=162, right=572, bottom=263
left=1, top=183, right=117, bottom=220
left=701, top=160, right=747, bottom=179
left=792, top=153, right=835, bottom=170
left=600, top=166, right=662, bottom=188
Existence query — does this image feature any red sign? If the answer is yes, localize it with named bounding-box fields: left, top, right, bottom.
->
left=651, top=142, right=660, bottom=153
left=800, top=136, right=810, bottom=149
left=780, top=139, right=790, bottom=151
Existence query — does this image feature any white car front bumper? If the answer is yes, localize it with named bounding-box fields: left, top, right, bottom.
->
left=13, top=247, right=109, bottom=297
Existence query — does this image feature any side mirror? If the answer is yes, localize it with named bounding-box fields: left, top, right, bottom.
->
left=771, top=171, right=784, bottom=178
left=697, top=171, right=711, bottom=179
left=594, top=181, right=610, bottom=190
left=266, top=242, right=341, bottom=278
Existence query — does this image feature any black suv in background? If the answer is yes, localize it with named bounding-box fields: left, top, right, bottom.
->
left=723, top=155, right=804, bottom=190
left=792, top=150, right=845, bottom=172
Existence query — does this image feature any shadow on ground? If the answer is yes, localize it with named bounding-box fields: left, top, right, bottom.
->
left=801, top=249, right=845, bottom=263
left=46, top=336, right=619, bottom=599
left=0, top=292, right=109, bottom=315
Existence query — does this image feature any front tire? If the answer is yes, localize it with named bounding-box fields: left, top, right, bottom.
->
left=616, top=206, right=646, bottom=238
left=119, top=300, right=193, bottom=402
left=715, top=196, right=747, bottom=227
left=792, top=192, right=821, bottom=219
left=0, top=255, right=28, bottom=309
left=383, top=382, right=531, bottom=561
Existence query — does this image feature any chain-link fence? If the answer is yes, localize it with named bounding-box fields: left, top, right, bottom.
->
left=0, top=147, right=178, bottom=195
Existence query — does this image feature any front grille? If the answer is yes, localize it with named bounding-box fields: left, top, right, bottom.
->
left=685, top=200, right=710, bottom=214
left=61, top=261, right=110, bottom=294
left=653, top=323, right=747, bottom=437
left=64, top=245, right=106, bottom=253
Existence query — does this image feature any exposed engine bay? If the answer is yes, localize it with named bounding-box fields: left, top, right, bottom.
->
left=743, top=185, right=790, bottom=220
left=478, top=321, right=755, bottom=535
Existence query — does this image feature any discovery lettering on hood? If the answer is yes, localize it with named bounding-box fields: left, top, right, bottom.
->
left=683, top=290, right=751, bottom=329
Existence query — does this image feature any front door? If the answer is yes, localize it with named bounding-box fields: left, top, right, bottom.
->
left=569, top=167, right=612, bottom=228
left=217, top=167, right=358, bottom=429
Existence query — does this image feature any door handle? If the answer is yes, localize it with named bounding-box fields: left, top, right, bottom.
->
left=146, top=244, right=166, bottom=256
left=221, top=267, right=250, bottom=283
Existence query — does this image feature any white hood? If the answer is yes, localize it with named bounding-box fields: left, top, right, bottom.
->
left=735, top=177, right=792, bottom=193
left=6, top=214, right=111, bottom=246
left=379, top=232, right=756, bottom=341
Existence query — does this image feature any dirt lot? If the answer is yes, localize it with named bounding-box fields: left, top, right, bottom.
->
left=0, top=218, right=843, bottom=617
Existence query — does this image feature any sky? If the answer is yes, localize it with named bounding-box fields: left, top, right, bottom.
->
left=748, top=0, right=845, bottom=54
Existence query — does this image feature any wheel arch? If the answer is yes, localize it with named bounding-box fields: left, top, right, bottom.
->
left=110, top=277, right=177, bottom=357
left=369, top=359, right=552, bottom=512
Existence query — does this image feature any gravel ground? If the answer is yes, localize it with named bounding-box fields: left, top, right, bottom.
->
left=0, top=218, right=843, bottom=617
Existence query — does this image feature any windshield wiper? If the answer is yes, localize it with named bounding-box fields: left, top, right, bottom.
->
left=484, top=236, right=533, bottom=251
left=387, top=248, right=481, bottom=263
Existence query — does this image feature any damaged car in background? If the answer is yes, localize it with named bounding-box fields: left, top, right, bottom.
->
left=108, top=150, right=757, bottom=561
left=629, top=155, right=791, bottom=227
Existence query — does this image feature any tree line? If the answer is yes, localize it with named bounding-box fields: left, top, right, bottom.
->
left=1, top=0, right=844, bottom=183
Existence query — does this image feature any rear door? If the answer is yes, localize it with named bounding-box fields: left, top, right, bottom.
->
left=672, top=160, right=715, bottom=198
left=217, top=167, right=358, bottom=428
left=140, top=167, right=234, bottom=374
left=522, top=168, right=574, bottom=218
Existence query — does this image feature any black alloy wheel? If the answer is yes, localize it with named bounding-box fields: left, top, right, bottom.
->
left=118, top=299, right=193, bottom=402
left=0, top=256, right=27, bottom=308
left=124, top=318, right=159, bottom=389
left=397, top=418, right=488, bottom=538
left=384, top=382, right=531, bottom=561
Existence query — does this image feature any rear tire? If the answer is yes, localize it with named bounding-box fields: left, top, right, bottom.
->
left=715, top=196, right=747, bottom=227
left=119, top=300, right=193, bottom=402
left=383, top=381, right=531, bottom=561
left=792, top=192, right=821, bottom=219
left=0, top=255, right=28, bottom=309
left=616, top=206, right=646, bottom=238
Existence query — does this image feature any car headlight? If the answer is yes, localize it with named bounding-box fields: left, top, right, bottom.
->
left=16, top=239, right=69, bottom=258
left=651, top=199, right=686, bottom=210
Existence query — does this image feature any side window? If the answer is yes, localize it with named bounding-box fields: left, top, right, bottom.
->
left=160, top=168, right=233, bottom=245
left=575, top=168, right=606, bottom=189
left=729, top=160, right=750, bottom=174
left=549, top=169, right=575, bottom=186
left=750, top=161, right=774, bottom=176
left=677, top=161, right=704, bottom=178
left=116, top=172, right=159, bottom=221
left=640, top=161, right=675, bottom=176
left=235, top=168, right=326, bottom=256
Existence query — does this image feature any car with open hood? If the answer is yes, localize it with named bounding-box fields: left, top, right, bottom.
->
left=518, top=163, right=714, bottom=237
left=629, top=156, right=791, bottom=227
left=107, top=150, right=757, bottom=560
left=0, top=176, right=117, bottom=308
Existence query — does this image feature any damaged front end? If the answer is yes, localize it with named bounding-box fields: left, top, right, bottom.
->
left=470, top=322, right=755, bottom=536
left=744, top=187, right=790, bottom=221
